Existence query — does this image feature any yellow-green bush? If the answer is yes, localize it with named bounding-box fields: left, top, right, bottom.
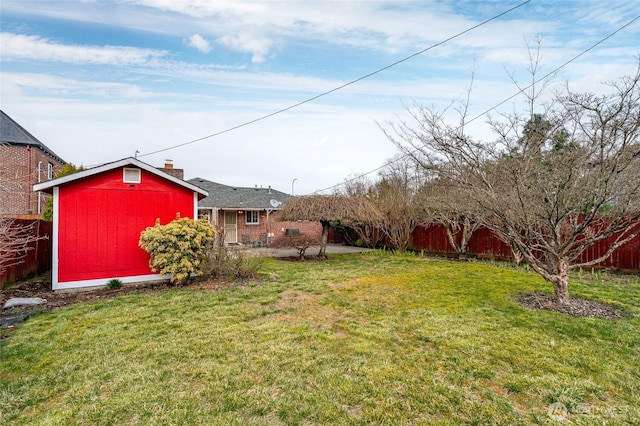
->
left=139, top=217, right=215, bottom=284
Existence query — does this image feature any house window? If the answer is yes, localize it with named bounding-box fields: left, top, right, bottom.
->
left=245, top=210, right=259, bottom=224
left=198, top=208, right=215, bottom=224
left=198, top=210, right=210, bottom=222
left=123, top=168, right=141, bottom=183
left=47, top=163, right=53, bottom=180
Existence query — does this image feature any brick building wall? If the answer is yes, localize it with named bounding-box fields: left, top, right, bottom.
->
left=271, top=220, right=323, bottom=240
left=0, top=144, right=65, bottom=216
left=211, top=209, right=322, bottom=246
left=157, top=161, right=185, bottom=180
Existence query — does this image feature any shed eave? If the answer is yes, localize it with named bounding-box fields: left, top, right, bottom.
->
left=33, top=157, right=208, bottom=197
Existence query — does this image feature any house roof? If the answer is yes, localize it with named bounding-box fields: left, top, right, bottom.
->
left=188, top=178, right=290, bottom=210
left=33, top=157, right=208, bottom=198
left=0, top=110, right=66, bottom=164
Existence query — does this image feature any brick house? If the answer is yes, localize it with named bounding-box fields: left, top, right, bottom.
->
left=0, top=110, right=66, bottom=217
left=189, top=178, right=321, bottom=246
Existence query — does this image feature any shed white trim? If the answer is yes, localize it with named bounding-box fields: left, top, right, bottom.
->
left=33, top=157, right=208, bottom=197
left=55, top=274, right=171, bottom=291
left=52, top=187, right=60, bottom=289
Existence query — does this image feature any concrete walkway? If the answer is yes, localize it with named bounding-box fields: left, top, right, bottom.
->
left=241, top=243, right=372, bottom=258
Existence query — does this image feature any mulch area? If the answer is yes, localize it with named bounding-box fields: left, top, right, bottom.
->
left=516, top=292, right=624, bottom=319
left=1, top=278, right=237, bottom=310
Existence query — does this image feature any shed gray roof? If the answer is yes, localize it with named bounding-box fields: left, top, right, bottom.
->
left=0, top=110, right=66, bottom=164
left=188, top=178, right=290, bottom=210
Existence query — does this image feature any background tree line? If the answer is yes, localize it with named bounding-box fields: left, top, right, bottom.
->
left=325, top=53, right=640, bottom=305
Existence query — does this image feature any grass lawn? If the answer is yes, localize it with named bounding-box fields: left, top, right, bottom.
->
left=1, top=252, right=639, bottom=425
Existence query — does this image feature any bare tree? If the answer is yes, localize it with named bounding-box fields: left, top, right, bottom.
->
left=0, top=219, right=47, bottom=288
left=417, top=177, right=482, bottom=259
left=275, top=195, right=383, bottom=258
left=374, top=156, right=424, bottom=252
left=340, top=156, right=425, bottom=252
left=385, top=67, right=640, bottom=304
left=270, top=232, right=321, bottom=260
left=341, top=174, right=385, bottom=248
left=1, top=142, right=51, bottom=287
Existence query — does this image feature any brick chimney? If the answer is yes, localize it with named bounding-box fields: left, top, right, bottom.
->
left=159, top=159, right=184, bottom=180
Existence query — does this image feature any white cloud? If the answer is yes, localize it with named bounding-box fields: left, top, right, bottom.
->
left=1, top=84, right=397, bottom=195
left=184, top=34, right=211, bottom=53
left=2, top=1, right=638, bottom=194
left=217, top=32, right=273, bottom=63
left=133, top=0, right=266, bottom=19
left=0, top=32, right=167, bottom=65
left=1, top=72, right=153, bottom=99
left=3, top=1, right=635, bottom=67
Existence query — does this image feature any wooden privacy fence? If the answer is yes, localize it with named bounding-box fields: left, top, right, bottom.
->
left=410, top=223, right=640, bottom=272
left=1, top=219, right=52, bottom=288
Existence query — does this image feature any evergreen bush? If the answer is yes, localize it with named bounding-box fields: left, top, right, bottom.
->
left=106, top=278, right=123, bottom=289
left=139, top=217, right=215, bottom=285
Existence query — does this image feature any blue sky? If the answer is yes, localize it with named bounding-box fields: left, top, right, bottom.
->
left=1, top=1, right=638, bottom=195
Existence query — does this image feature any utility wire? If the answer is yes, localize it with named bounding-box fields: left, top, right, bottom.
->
left=138, top=0, right=531, bottom=158
left=313, top=12, right=640, bottom=195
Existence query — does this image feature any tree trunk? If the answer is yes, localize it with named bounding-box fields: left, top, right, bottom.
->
left=509, top=241, right=524, bottom=266
left=318, top=221, right=329, bottom=259
left=550, top=261, right=570, bottom=304
left=444, top=224, right=461, bottom=257
left=459, top=229, right=470, bottom=261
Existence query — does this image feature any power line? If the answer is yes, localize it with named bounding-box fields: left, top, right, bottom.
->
left=138, top=0, right=531, bottom=158
left=313, top=12, right=640, bottom=195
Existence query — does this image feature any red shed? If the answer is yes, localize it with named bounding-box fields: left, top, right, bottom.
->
left=33, top=158, right=208, bottom=290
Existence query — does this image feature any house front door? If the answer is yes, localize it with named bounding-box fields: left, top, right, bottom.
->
left=224, top=211, right=237, bottom=244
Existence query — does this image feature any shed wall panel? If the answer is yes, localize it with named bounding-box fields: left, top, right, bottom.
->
left=57, top=168, right=196, bottom=283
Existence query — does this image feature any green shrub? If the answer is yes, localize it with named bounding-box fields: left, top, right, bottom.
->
left=139, top=217, right=215, bottom=285
left=106, top=278, right=123, bottom=289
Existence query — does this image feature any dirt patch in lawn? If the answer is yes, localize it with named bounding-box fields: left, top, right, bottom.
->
left=516, top=292, right=624, bottom=319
